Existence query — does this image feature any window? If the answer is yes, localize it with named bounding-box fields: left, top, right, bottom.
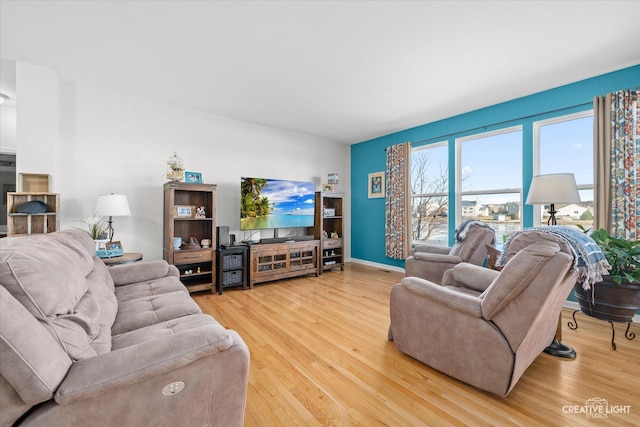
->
left=457, top=127, right=523, bottom=243
left=533, top=111, right=594, bottom=229
left=411, top=142, right=448, bottom=245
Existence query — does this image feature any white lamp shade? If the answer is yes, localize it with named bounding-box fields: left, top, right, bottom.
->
left=526, top=173, right=581, bottom=205
left=95, top=194, right=131, bottom=216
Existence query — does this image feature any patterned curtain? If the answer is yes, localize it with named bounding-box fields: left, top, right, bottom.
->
left=385, top=142, right=412, bottom=259
left=610, top=89, right=639, bottom=240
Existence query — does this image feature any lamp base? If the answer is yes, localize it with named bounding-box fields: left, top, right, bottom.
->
left=543, top=338, right=576, bottom=359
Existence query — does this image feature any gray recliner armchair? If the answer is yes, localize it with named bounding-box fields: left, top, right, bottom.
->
left=389, top=230, right=579, bottom=396
left=405, top=220, right=495, bottom=283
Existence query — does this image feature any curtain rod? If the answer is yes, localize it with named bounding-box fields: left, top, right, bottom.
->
left=384, top=101, right=593, bottom=149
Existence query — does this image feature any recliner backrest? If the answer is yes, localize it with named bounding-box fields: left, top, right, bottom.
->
left=449, top=225, right=496, bottom=265
left=480, top=242, right=574, bottom=352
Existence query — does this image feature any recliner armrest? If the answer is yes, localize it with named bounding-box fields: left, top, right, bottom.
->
left=412, top=252, right=463, bottom=264
left=441, top=263, right=499, bottom=293
left=55, top=325, right=244, bottom=404
left=413, top=244, right=451, bottom=255
left=108, top=260, right=180, bottom=286
left=400, top=276, right=482, bottom=317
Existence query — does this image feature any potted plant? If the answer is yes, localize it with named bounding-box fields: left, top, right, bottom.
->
left=574, top=228, right=640, bottom=323
left=77, top=216, right=109, bottom=251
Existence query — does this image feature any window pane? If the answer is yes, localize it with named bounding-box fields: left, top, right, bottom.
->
left=411, top=143, right=448, bottom=245
left=461, top=193, right=521, bottom=243
left=460, top=130, right=522, bottom=192
left=539, top=115, right=593, bottom=185
left=411, top=196, right=448, bottom=244
left=538, top=113, right=594, bottom=231
left=458, top=129, right=523, bottom=240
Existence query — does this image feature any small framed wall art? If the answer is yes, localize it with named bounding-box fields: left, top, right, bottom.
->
left=368, top=171, right=385, bottom=198
left=185, top=171, right=202, bottom=184
left=322, top=183, right=334, bottom=192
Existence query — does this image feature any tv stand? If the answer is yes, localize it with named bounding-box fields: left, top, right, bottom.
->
left=249, top=240, right=319, bottom=287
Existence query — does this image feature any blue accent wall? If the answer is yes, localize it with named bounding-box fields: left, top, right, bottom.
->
left=351, top=64, right=640, bottom=268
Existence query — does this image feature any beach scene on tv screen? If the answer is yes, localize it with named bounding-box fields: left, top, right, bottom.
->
left=241, top=177, right=315, bottom=230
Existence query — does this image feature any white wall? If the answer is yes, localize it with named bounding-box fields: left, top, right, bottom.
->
left=16, top=63, right=60, bottom=178
left=16, top=63, right=351, bottom=260
left=0, top=106, right=16, bottom=152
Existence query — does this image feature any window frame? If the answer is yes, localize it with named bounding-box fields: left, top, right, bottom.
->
left=532, top=110, right=594, bottom=226
left=455, top=126, right=523, bottom=227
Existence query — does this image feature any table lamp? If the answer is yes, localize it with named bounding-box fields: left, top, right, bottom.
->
left=526, top=173, right=581, bottom=358
left=95, top=193, right=131, bottom=241
left=526, top=173, right=581, bottom=225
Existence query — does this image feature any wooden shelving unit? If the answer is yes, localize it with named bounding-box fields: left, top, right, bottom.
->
left=6, top=192, right=60, bottom=236
left=249, top=240, right=319, bottom=287
left=313, top=191, right=344, bottom=273
left=163, top=182, right=217, bottom=294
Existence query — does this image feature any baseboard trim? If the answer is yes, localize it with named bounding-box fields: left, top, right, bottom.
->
left=348, top=258, right=405, bottom=273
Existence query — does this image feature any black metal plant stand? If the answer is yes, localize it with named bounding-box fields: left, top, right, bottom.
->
left=568, top=310, right=637, bottom=350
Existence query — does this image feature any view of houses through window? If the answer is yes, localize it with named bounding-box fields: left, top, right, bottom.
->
left=411, top=110, right=594, bottom=246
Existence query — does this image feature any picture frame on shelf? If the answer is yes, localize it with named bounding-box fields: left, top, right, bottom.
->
left=322, top=183, right=334, bottom=192
left=174, top=205, right=196, bottom=218
left=368, top=171, right=385, bottom=198
left=185, top=171, right=202, bottom=184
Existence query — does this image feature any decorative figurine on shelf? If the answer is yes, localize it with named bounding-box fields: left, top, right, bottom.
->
left=195, top=206, right=206, bottom=218
left=166, top=152, right=184, bottom=182
left=322, top=230, right=328, bottom=239
left=331, top=231, right=339, bottom=239
left=201, top=238, right=211, bottom=248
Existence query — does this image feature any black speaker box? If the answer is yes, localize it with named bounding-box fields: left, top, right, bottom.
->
left=217, top=226, right=230, bottom=248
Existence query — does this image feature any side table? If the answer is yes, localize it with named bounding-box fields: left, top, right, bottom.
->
left=101, top=252, right=143, bottom=266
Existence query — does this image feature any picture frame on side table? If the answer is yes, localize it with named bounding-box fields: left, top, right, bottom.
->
left=105, top=241, right=122, bottom=251
left=174, top=205, right=196, bottom=218
left=185, top=171, right=202, bottom=183
left=322, top=183, right=334, bottom=192
left=368, top=171, right=385, bottom=198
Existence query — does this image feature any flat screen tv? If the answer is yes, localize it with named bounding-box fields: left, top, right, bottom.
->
left=240, top=177, right=316, bottom=231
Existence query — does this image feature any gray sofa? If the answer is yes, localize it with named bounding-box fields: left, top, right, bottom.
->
left=0, top=229, right=249, bottom=426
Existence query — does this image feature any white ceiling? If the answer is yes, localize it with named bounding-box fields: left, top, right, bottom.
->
left=1, top=1, right=639, bottom=144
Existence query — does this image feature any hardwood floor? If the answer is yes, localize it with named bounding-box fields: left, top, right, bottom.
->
left=193, top=263, right=640, bottom=426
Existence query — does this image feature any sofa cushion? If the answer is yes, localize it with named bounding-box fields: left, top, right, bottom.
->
left=0, top=230, right=116, bottom=360
left=0, top=286, right=72, bottom=408
left=111, top=291, right=202, bottom=335
left=111, top=314, right=224, bottom=350
left=114, top=276, right=188, bottom=301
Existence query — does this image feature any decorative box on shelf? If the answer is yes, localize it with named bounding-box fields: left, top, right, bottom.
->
left=323, top=208, right=335, bottom=217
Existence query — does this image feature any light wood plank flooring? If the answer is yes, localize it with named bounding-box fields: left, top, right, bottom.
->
left=193, top=263, right=640, bottom=426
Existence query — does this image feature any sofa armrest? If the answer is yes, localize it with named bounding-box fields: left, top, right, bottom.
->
left=400, top=276, right=482, bottom=317
left=55, top=325, right=242, bottom=404
left=108, top=260, right=180, bottom=286
left=441, top=263, right=499, bottom=293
